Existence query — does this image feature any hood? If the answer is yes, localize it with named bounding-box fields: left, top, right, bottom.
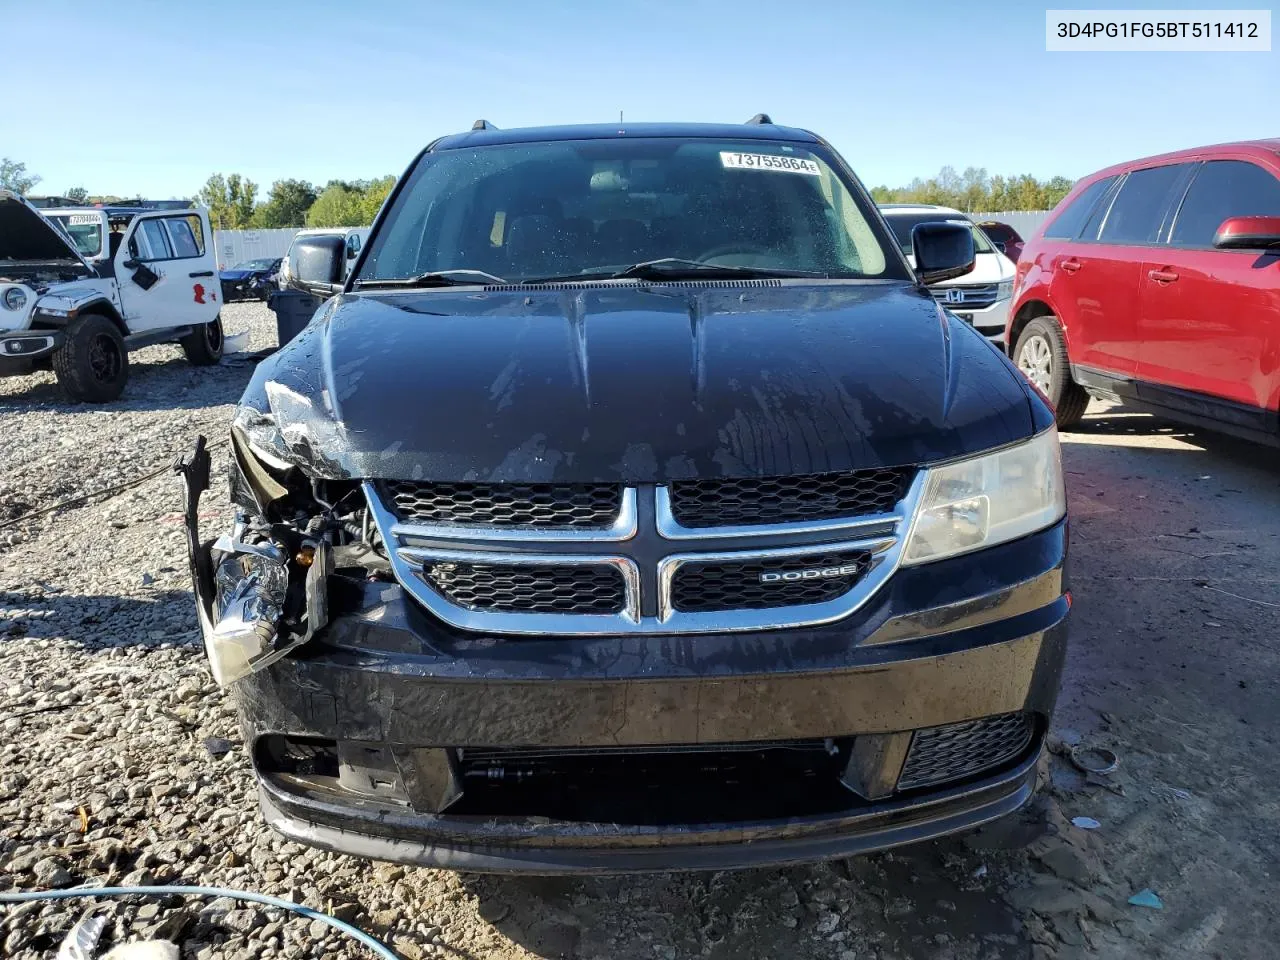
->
left=240, top=282, right=1038, bottom=483
left=0, top=190, right=92, bottom=268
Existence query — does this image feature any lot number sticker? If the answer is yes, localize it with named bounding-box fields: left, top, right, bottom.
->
left=67, top=214, right=99, bottom=224
left=720, top=152, right=820, bottom=176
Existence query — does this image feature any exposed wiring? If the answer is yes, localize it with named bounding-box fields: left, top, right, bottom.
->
left=0, top=884, right=400, bottom=960
left=0, top=439, right=229, bottom=534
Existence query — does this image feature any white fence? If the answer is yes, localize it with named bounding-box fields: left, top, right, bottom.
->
left=969, top=211, right=1052, bottom=238
left=211, top=211, right=1054, bottom=269
left=213, top=228, right=371, bottom=270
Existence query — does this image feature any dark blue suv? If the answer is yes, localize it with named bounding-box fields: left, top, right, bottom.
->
left=219, top=257, right=281, bottom=302
left=178, top=118, right=1069, bottom=873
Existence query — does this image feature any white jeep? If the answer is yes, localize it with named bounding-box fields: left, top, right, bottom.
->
left=0, top=191, right=225, bottom=402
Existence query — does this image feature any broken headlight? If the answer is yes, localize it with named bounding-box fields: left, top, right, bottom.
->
left=206, top=540, right=289, bottom=686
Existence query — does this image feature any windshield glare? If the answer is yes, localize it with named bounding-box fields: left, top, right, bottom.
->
left=884, top=213, right=995, bottom=256
left=357, top=138, right=904, bottom=284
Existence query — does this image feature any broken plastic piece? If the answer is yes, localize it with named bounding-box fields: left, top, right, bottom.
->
left=223, top=329, right=249, bottom=354
left=1071, top=816, right=1101, bottom=830
left=1128, top=888, right=1163, bottom=910
left=1069, top=744, right=1119, bottom=776
left=57, top=913, right=107, bottom=960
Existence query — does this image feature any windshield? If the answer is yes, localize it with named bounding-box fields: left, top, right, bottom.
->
left=46, top=213, right=103, bottom=258
left=357, top=138, right=904, bottom=284
left=884, top=213, right=995, bottom=256
left=234, top=258, right=277, bottom=270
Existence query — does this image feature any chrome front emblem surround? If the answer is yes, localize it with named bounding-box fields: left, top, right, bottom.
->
left=364, top=473, right=924, bottom=636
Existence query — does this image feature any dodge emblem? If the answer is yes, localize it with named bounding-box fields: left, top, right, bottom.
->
left=760, top=563, right=861, bottom=584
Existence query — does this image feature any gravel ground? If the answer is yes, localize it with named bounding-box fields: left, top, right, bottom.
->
left=2, top=303, right=1278, bottom=959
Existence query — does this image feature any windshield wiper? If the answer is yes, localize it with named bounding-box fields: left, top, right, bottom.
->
left=522, top=259, right=826, bottom=285
left=609, top=258, right=824, bottom=281
left=354, top=269, right=507, bottom=289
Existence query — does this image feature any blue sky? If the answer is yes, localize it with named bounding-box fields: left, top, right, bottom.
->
left=4, top=0, right=1275, bottom=200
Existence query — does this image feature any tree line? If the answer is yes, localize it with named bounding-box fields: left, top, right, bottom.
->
left=869, top=166, right=1074, bottom=212
left=4, top=156, right=1075, bottom=225
left=196, top=175, right=396, bottom=230
left=0, top=158, right=395, bottom=230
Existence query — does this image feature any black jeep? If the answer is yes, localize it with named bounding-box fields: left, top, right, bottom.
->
left=179, top=118, right=1068, bottom=873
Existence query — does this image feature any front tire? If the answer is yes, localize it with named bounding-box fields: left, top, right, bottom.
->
left=1014, top=316, right=1089, bottom=427
left=181, top=315, right=224, bottom=366
left=52, top=313, right=129, bottom=403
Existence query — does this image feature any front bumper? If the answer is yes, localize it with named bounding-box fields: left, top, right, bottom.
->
left=228, top=521, right=1068, bottom=873
left=0, top=329, right=63, bottom=362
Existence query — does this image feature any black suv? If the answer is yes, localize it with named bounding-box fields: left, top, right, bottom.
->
left=178, top=119, right=1069, bottom=873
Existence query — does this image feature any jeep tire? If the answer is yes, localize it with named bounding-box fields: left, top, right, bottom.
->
left=52, top=313, right=129, bottom=403
left=181, top=315, right=225, bottom=366
left=1014, top=315, right=1089, bottom=428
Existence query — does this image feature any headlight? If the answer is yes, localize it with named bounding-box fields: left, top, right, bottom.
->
left=996, top=280, right=1014, bottom=300
left=2, top=287, right=27, bottom=311
left=902, top=429, right=1064, bottom=565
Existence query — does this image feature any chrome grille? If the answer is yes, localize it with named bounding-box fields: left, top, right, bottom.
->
left=670, top=550, right=872, bottom=613
left=365, top=472, right=921, bottom=636
left=423, top=560, right=626, bottom=614
left=667, top=468, right=912, bottom=528
left=929, top=283, right=1000, bottom=310
left=896, top=712, right=1034, bottom=791
left=385, top=480, right=621, bottom=528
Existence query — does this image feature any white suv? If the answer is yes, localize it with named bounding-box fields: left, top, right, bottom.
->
left=0, top=192, right=224, bottom=402
left=879, top=204, right=1015, bottom=347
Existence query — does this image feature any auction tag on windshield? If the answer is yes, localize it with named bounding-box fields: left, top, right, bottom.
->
left=67, top=214, right=99, bottom=224
left=720, top=151, right=820, bottom=176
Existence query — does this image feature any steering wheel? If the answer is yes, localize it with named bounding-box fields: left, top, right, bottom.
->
left=695, top=242, right=774, bottom=262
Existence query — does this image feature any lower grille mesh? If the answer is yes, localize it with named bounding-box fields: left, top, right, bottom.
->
left=896, top=712, right=1034, bottom=791
left=422, top=561, right=625, bottom=614
left=670, top=550, right=872, bottom=613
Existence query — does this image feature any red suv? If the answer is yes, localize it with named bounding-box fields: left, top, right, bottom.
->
left=1007, top=140, right=1280, bottom=440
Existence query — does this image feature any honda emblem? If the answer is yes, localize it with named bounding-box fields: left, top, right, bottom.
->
left=943, top=288, right=965, bottom=304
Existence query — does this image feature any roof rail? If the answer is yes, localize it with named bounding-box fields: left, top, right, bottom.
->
left=471, top=119, right=497, bottom=131
left=745, top=113, right=773, bottom=125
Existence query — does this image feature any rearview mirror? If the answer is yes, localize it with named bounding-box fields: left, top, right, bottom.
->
left=912, top=222, right=976, bottom=285
left=1213, top=215, right=1280, bottom=250
left=289, top=235, right=346, bottom=296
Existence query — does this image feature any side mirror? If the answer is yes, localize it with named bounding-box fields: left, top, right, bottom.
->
left=1213, top=215, right=1280, bottom=250
left=289, top=235, right=346, bottom=295
left=912, top=222, right=976, bottom=285
left=345, top=233, right=362, bottom=259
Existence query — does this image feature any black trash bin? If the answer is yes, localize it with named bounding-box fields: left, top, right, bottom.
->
left=268, top=290, right=322, bottom=349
